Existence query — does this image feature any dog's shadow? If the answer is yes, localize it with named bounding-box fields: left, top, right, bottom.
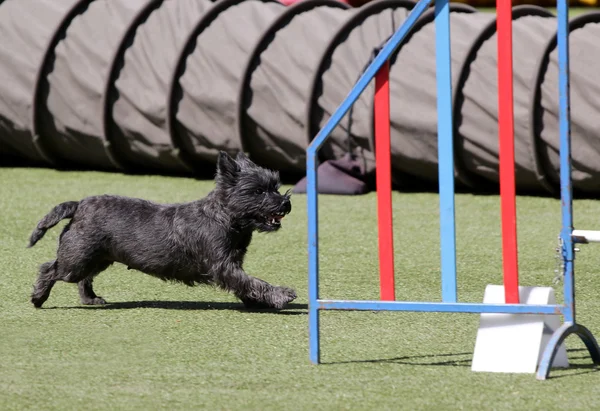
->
left=48, top=300, right=308, bottom=315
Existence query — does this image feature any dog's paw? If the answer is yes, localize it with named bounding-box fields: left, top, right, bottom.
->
left=241, top=286, right=297, bottom=310
left=270, top=286, right=297, bottom=309
left=81, top=297, right=107, bottom=306
left=31, top=291, right=50, bottom=308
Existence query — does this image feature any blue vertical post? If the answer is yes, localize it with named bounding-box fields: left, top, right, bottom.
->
left=307, top=151, right=320, bottom=364
left=435, top=0, right=457, bottom=302
left=557, top=0, right=574, bottom=324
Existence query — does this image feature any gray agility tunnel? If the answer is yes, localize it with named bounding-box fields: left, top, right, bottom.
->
left=1, top=0, right=600, bottom=196
left=0, top=0, right=83, bottom=165
left=112, top=0, right=215, bottom=173
left=238, top=0, right=352, bottom=176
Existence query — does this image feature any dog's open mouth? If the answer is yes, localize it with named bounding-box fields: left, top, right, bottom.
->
left=265, top=211, right=286, bottom=227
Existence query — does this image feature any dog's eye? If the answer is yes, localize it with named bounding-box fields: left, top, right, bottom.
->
left=255, top=189, right=264, bottom=195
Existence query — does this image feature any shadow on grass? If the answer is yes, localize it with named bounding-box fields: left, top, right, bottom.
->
left=323, top=352, right=473, bottom=367
left=45, top=300, right=308, bottom=315
left=547, top=364, right=600, bottom=379
left=544, top=348, right=600, bottom=379
left=322, top=348, right=600, bottom=377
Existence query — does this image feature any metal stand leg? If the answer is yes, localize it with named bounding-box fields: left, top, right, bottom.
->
left=536, top=322, right=600, bottom=380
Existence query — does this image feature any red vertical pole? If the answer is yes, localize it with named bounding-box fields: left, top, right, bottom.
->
left=375, top=61, right=395, bottom=301
left=497, top=0, right=520, bottom=304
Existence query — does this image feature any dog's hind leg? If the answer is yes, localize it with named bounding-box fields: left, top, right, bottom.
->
left=31, top=260, right=58, bottom=308
left=59, top=259, right=112, bottom=306
left=48, top=219, right=114, bottom=306
left=78, top=275, right=107, bottom=306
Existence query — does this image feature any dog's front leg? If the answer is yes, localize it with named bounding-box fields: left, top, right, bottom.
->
left=216, top=263, right=296, bottom=309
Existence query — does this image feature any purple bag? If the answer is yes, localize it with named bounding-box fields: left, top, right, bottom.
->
left=293, top=153, right=369, bottom=195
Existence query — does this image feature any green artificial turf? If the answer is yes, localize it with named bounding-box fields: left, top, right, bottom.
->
left=2, top=167, right=600, bottom=410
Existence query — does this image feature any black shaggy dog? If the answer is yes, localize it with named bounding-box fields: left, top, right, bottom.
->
left=28, top=151, right=296, bottom=310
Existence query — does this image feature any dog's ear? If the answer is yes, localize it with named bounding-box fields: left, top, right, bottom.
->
left=235, top=151, right=254, bottom=169
left=216, top=151, right=240, bottom=187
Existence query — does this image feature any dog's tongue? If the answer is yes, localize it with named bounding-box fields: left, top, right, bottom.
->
left=274, top=215, right=284, bottom=222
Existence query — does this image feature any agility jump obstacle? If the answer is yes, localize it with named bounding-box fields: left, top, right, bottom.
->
left=306, top=0, right=600, bottom=379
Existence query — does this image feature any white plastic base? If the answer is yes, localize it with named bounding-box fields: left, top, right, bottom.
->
left=471, top=285, right=569, bottom=374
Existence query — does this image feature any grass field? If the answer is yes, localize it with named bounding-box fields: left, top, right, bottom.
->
left=2, top=167, right=600, bottom=410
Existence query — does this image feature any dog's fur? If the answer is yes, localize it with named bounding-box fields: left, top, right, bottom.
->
left=28, top=151, right=296, bottom=309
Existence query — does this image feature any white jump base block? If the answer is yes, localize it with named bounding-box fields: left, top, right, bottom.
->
left=471, top=285, right=569, bottom=374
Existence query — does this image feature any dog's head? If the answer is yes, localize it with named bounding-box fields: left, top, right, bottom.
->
left=215, top=151, right=291, bottom=232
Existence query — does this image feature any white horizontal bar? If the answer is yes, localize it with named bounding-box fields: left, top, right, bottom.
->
left=572, top=230, right=600, bottom=243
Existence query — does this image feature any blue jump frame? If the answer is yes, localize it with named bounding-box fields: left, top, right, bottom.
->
left=305, top=0, right=600, bottom=380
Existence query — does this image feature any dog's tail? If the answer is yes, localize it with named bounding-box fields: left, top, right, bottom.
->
left=28, top=201, right=79, bottom=248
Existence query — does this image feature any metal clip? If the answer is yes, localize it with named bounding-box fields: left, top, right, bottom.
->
left=553, top=237, right=564, bottom=285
